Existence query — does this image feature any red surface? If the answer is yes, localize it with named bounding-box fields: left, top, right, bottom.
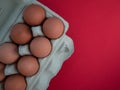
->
left=38, top=0, right=120, bottom=90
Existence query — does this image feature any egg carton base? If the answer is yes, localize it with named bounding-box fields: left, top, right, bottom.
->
left=0, top=0, right=74, bottom=90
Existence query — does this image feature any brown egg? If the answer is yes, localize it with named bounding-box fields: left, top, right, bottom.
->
left=30, top=37, right=52, bottom=58
left=10, top=23, right=32, bottom=44
left=42, top=17, right=64, bottom=39
left=0, top=43, right=19, bottom=64
left=17, top=56, right=39, bottom=76
left=0, top=63, right=5, bottom=82
left=0, top=62, right=5, bottom=71
left=23, top=4, right=45, bottom=26
left=4, top=74, right=26, bottom=90
left=0, top=72, right=6, bottom=82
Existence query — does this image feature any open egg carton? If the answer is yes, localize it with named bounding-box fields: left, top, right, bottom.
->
left=0, top=0, right=74, bottom=90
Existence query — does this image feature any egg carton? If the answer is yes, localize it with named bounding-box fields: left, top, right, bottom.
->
left=0, top=0, right=74, bottom=90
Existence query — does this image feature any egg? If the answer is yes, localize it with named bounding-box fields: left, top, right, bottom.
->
left=23, top=4, right=45, bottom=26
left=0, top=62, right=5, bottom=71
left=4, top=74, right=26, bottom=90
left=0, top=63, right=5, bottom=81
left=17, top=56, right=39, bottom=76
left=42, top=17, right=64, bottom=39
left=0, top=43, right=19, bottom=64
left=0, top=72, right=6, bottom=82
left=30, top=37, right=52, bottom=58
left=10, top=23, right=32, bottom=44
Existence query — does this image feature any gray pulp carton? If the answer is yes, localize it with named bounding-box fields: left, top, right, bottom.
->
left=0, top=0, right=74, bottom=90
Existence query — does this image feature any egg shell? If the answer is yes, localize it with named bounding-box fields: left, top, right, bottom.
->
left=0, top=63, right=5, bottom=82
left=10, top=23, right=32, bottom=44
left=23, top=4, right=45, bottom=26
left=17, top=56, right=39, bottom=76
left=0, top=43, right=19, bottom=64
left=0, top=72, right=5, bottom=82
left=30, top=37, right=52, bottom=58
left=4, top=74, right=26, bottom=90
left=42, top=17, right=64, bottom=39
left=0, top=63, right=5, bottom=72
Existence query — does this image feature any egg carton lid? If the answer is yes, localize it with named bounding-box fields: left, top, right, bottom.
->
left=0, top=0, right=74, bottom=90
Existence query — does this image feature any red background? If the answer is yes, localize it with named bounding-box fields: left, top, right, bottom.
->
left=38, top=0, right=120, bottom=90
